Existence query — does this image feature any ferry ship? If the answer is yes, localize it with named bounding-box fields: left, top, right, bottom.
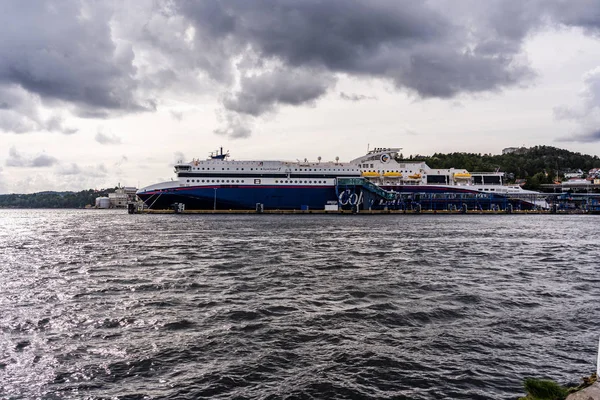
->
left=136, top=147, right=548, bottom=211
left=137, top=148, right=361, bottom=210
left=349, top=147, right=548, bottom=210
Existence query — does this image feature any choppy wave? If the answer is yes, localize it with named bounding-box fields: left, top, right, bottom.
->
left=1, top=210, right=598, bottom=399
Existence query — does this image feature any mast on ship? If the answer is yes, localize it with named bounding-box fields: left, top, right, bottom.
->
left=210, top=147, right=229, bottom=160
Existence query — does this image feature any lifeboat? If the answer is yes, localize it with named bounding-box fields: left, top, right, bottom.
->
left=383, top=171, right=402, bottom=178
left=408, top=173, right=421, bottom=179
left=454, top=172, right=471, bottom=179
left=361, top=171, right=381, bottom=177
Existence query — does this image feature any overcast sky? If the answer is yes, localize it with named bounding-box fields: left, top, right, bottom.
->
left=1, top=0, right=600, bottom=193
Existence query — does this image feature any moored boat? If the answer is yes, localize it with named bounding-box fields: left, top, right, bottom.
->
left=136, top=147, right=549, bottom=211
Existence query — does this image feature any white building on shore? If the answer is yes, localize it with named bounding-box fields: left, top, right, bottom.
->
left=96, top=185, right=138, bottom=208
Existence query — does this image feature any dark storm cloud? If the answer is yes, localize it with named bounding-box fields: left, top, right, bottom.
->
left=544, top=0, right=600, bottom=33
left=179, top=1, right=447, bottom=71
left=0, top=2, right=147, bottom=113
left=176, top=0, right=598, bottom=135
left=0, top=1, right=154, bottom=135
left=223, top=68, right=332, bottom=116
left=2, top=0, right=600, bottom=138
left=176, top=0, right=544, bottom=96
left=6, top=146, right=57, bottom=167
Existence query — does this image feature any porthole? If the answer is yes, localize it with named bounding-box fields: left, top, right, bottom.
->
left=186, top=179, right=190, bottom=182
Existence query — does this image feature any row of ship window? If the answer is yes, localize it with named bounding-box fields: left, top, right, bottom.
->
left=191, top=167, right=354, bottom=171
left=274, top=180, right=326, bottom=184
left=187, top=179, right=246, bottom=183
left=185, top=179, right=327, bottom=184
left=364, top=170, right=413, bottom=173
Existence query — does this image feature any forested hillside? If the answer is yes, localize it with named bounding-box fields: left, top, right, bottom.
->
left=400, top=145, right=600, bottom=186
left=0, top=189, right=113, bottom=208
left=1, top=146, right=599, bottom=207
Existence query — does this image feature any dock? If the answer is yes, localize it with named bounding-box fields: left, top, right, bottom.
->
left=129, top=179, right=600, bottom=215
left=137, top=208, right=590, bottom=215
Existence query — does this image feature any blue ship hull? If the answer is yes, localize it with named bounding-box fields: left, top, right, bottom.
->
left=138, top=183, right=543, bottom=211
left=137, top=185, right=338, bottom=210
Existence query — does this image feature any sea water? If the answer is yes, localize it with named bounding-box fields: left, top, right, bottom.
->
left=1, top=209, right=598, bottom=399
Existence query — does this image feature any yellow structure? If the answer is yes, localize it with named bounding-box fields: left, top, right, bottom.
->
left=454, top=172, right=471, bottom=179
left=361, top=171, right=380, bottom=177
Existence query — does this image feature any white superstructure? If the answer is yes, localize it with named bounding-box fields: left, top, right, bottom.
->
left=350, top=147, right=548, bottom=208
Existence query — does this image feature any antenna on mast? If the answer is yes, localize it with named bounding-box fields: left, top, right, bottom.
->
left=367, top=143, right=370, bottom=152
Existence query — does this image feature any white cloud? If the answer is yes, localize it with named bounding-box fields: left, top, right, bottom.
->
left=95, top=128, right=122, bottom=145
left=6, top=146, right=58, bottom=167
left=555, top=66, right=600, bottom=142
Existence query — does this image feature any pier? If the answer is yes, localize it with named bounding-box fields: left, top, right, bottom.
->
left=129, top=190, right=600, bottom=215
left=135, top=208, right=590, bottom=215
left=130, top=178, right=600, bottom=215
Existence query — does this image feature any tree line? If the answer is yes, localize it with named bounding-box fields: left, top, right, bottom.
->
left=1, top=146, right=599, bottom=207
left=398, top=145, right=600, bottom=190
left=0, top=189, right=113, bottom=209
